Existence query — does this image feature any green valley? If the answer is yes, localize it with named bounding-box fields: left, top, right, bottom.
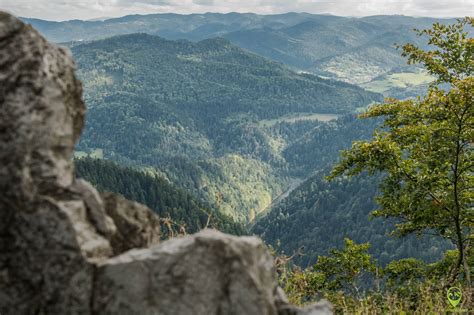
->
left=72, top=33, right=381, bottom=223
left=361, top=69, right=435, bottom=98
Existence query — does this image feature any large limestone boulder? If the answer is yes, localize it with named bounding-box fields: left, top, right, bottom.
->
left=0, top=11, right=332, bottom=315
left=93, top=229, right=332, bottom=315
left=93, top=229, right=280, bottom=314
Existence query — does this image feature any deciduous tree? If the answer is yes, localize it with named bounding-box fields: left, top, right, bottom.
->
left=329, top=17, right=473, bottom=284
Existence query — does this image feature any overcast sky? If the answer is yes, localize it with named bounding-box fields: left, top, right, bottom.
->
left=1, top=0, right=472, bottom=21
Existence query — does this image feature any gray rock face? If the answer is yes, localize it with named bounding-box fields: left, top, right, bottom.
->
left=0, top=11, right=332, bottom=315
left=101, top=192, right=161, bottom=255
left=0, top=10, right=99, bottom=313
left=93, top=230, right=277, bottom=314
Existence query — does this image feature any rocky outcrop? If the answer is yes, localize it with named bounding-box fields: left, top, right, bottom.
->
left=93, top=229, right=333, bottom=315
left=0, top=12, right=332, bottom=315
left=0, top=11, right=100, bottom=313
left=101, top=191, right=161, bottom=255
left=94, top=230, right=280, bottom=314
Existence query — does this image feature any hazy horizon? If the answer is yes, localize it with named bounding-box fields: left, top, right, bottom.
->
left=17, top=12, right=464, bottom=23
left=2, top=0, right=471, bottom=22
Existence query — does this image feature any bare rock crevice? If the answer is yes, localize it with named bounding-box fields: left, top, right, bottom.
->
left=0, top=11, right=332, bottom=315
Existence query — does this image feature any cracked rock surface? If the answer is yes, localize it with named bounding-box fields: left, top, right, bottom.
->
left=0, top=12, right=332, bottom=315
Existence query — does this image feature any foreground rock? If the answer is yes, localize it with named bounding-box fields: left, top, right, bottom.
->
left=0, top=11, right=103, bottom=313
left=93, top=229, right=332, bottom=315
left=94, top=229, right=282, bottom=314
left=0, top=11, right=332, bottom=315
left=101, top=191, right=161, bottom=255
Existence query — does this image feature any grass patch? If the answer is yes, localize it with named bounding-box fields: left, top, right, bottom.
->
left=362, top=71, right=434, bottom=94
left=257, top=113, right=340, bottom=128
left=74, top=148, right=103, bottom=159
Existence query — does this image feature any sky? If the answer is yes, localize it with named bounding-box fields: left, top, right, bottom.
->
left=0, top=0, right=472, bottom=21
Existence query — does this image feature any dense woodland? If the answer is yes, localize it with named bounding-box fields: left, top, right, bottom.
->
left=69, top=23, right=468, bottom=267
left=72, top=34, right=380, bottom=222
left=26, top=13, right=460, bottom=98
left=75, top=157, right=245, bottom=236
left=253, top=170, right=451, bottom=266
left=283, top=115, right=382, bottom=176
left=73, top=34, right=378, bottom=118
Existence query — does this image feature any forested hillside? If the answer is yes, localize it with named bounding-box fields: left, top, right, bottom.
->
left=72, top=33, right=381, bottom=223
left=253, top=114, right=451, bottom=265
left=25, top=13, right=459, bottom=98
left=252, top=170, right=451, bottom=267
left=75, top=157, right=245, bottom=236
left=73, top=33, right=377, bottom=118
left=283, top=115, right=382, bottom=176
left=70, top=30, right=451, bottom=265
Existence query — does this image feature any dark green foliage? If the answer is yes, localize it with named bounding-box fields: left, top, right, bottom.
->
left=72, top=33, right=380, bottom=222
left=283, top=115, right=382, bottom=176
left=73, top=33, right=379, bottom=118
left=252, top=170, right=451, bottom=267
left=75, top=157, right=246, bottom=236
left=313, top=238, right=377, bottom=297
left=329, top=18, right=473, bottom=282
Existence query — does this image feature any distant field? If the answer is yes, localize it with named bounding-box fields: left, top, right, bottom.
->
left=74, top=148, right=104, bottom=159
left=362, top=71, right=434, bottom=94
left=257, top=113, right=340, bottom=127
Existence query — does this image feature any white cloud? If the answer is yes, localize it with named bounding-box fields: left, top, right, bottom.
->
left=0, top=0, right=471, bottom=21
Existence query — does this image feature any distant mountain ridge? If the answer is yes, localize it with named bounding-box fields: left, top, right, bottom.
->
left=21, top=12, right=317, bottom=42
left=22, top=13, right=451, bottom=44
left=22, top=13, right=458, bottom=97
left=74, top=33, right=378, bottom=118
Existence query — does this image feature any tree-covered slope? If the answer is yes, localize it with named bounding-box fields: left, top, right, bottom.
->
left=252, top=113, right=452, bottom=266
left=73, top=33, right=378, bottom=118
left=75, top=157, right=246, bottom=236
left=72, top=33, right=380, bottom=223
left=252, top=170, right=451, bottom=267
left=25, top=13, right=459, bottom=98
left=283, top=115, right=382, bottom=176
